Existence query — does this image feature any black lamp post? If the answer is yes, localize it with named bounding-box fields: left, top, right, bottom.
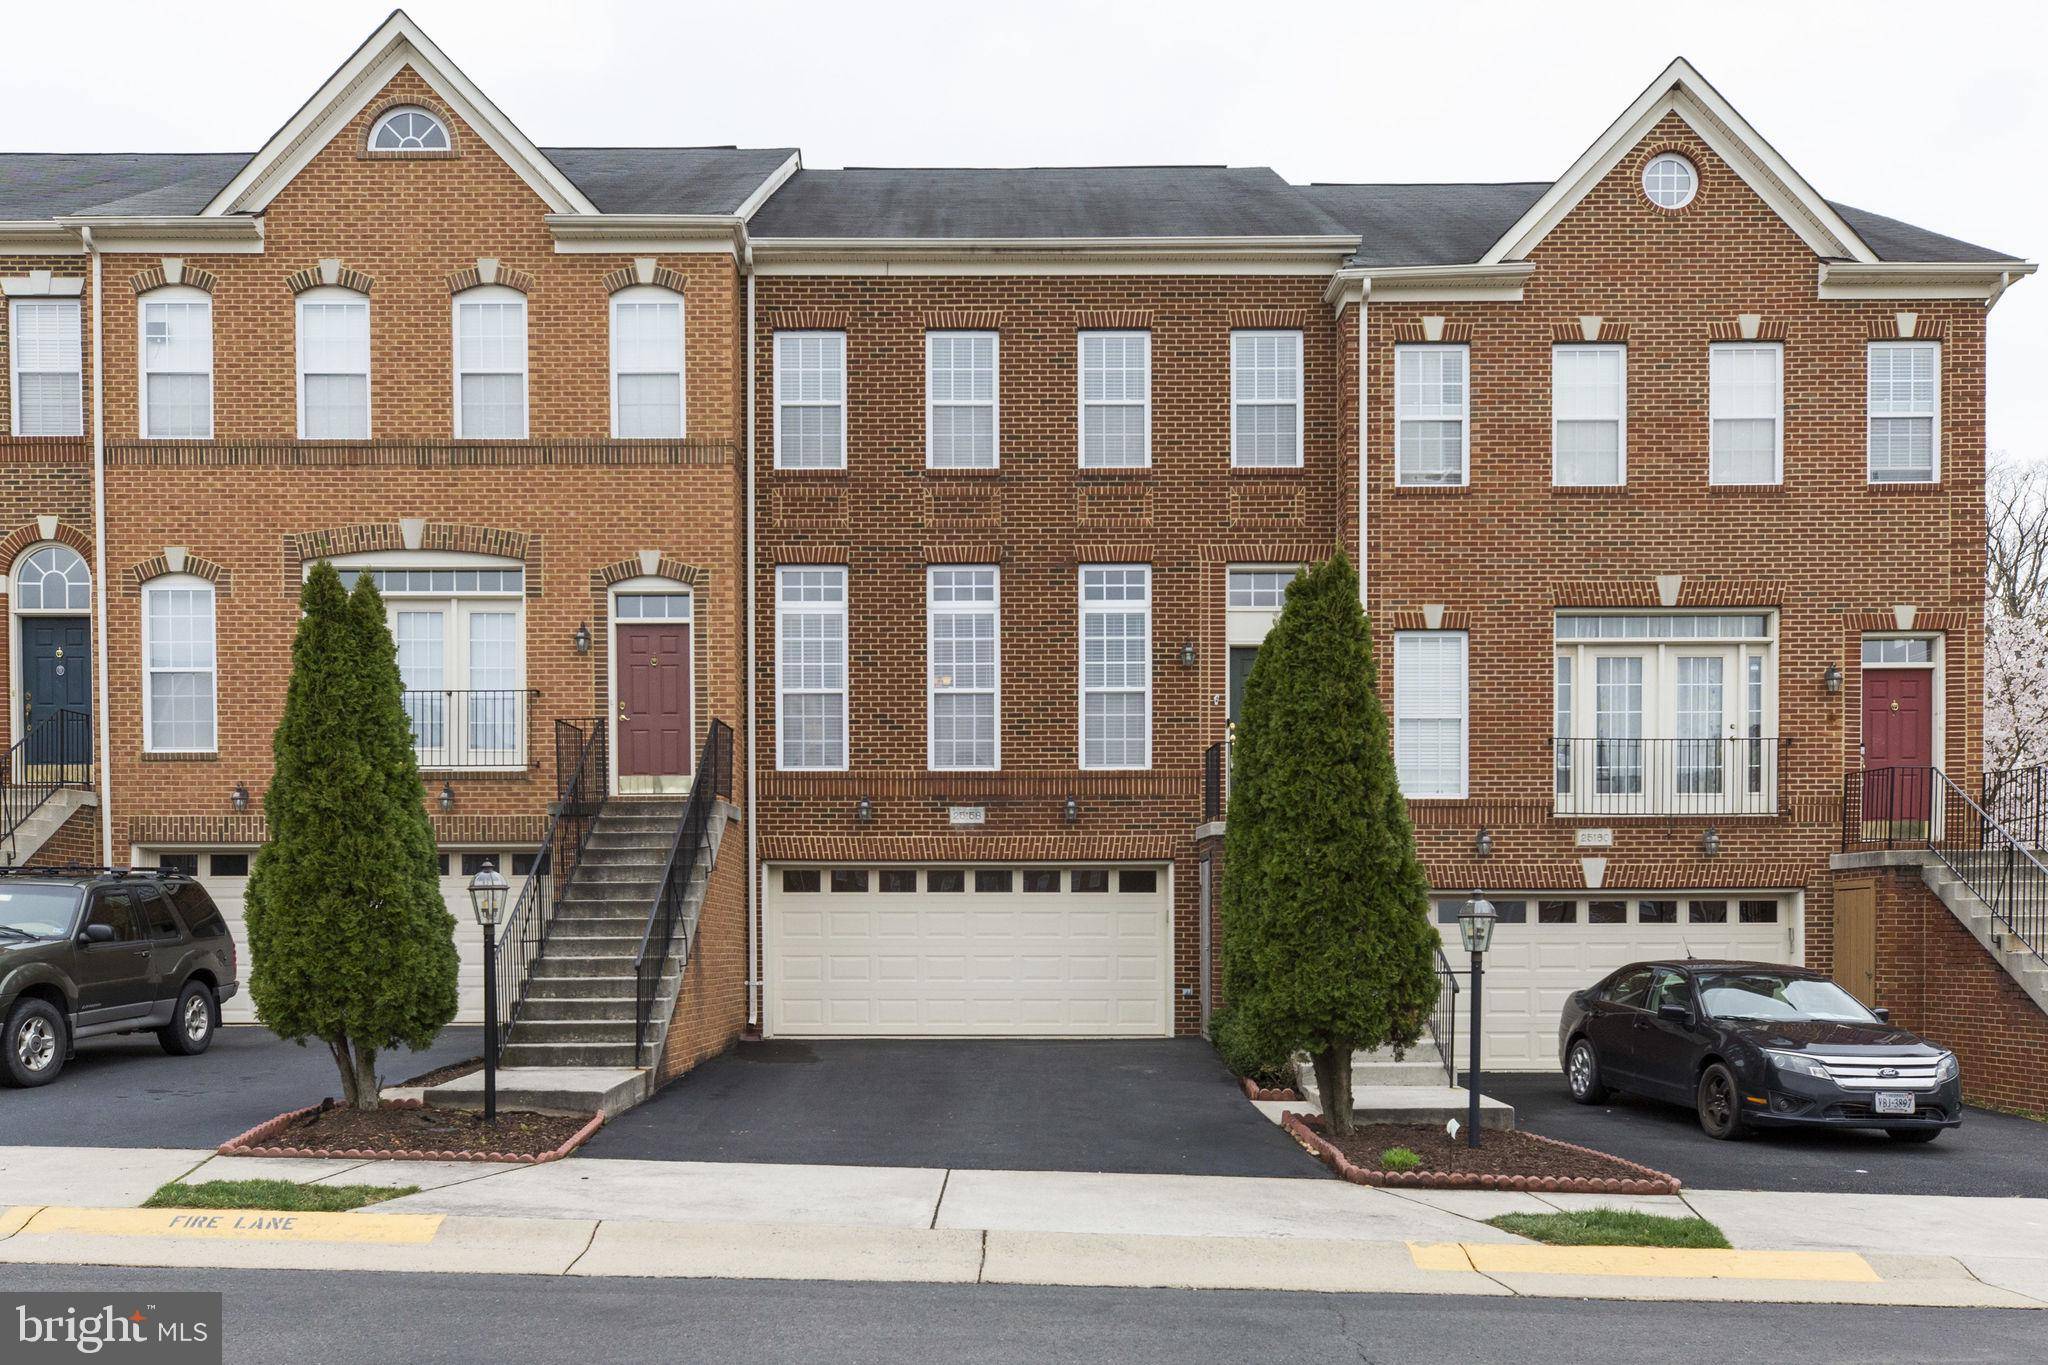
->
left=467, top=860, right=509, bottom=1122
left=1457, top=891, right=1497, bottom=1148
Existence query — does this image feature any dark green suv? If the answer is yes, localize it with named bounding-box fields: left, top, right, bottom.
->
left=0, top=868, right=238, bottom=1087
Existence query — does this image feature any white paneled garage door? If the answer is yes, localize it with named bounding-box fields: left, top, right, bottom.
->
left=766, top=865, right=1171, bottom=1037
left=1434, top=893, right=1797, bottom=1072
left=142, top=848, right=529, bottom=1025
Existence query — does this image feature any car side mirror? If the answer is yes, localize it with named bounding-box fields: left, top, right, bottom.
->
left=1657, top=1002, right=1692, bottom=1026
left=80, top=923, right=117, bottom=944
left=1873, top=1006, right=1891, bottom=1023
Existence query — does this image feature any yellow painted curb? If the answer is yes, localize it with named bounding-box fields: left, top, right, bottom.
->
left=1409, top=1242, right=1880, bottom=1283
left=0, top=1206, right=42, bottom=1240
left=25, top=1207, right=444, bottom=1246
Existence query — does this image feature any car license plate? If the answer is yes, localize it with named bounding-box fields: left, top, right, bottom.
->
left=1874, top=1092, right=1915, bottom=1115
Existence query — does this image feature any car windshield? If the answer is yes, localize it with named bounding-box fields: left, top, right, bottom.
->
left=0, top=885, right=82, bottom=939
left=1697, top=971, right=1876, bottom=1023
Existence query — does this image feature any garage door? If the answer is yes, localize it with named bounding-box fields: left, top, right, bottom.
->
left=143, top=849, right=529, bottom=1026
left=1434, top=894, right=1796, bottom=1071
left=765, top=865, right=1171, bottom=1037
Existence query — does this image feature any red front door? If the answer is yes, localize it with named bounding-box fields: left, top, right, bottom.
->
left=617, top=623, right=692, bottom=778
left=1862, top=668, right=1933, bottom=821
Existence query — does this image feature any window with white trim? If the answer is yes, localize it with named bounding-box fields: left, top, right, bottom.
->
left=926, top=331, right=997, bottom=468
left=1231, top=330, right=1302, bottom=467
left=777, top=566, right=848, bottom=769
left=453, top=287, right=527, bottom=439
left=1552, top=345, right=1625, bottom=486
left=297, top=288, right=370, bottom=439
left=9, top=299, right=82, bottom=436
left=141, top=288, right=212, bottom=438
left=1226, top=567, right=1297, bottom=723
left=1709, top=342, right=1782, bottom=485
left=1867, top=341, right=1938, bottom=483
left=1079, top=565, right=1150, bottom=768
left=143, top=575, right=216, bottom=753
left=1079, top=331, right=1150, bottom=468
left=927, top=566, right=999, bottom=770
left=370, top=107, right=449, bottom=152
left=774, top=331, right=846, bottom=469
left=1394, top=631, right=1467, bottom=798
left=611, top=287, right=685, bottom=438
left=1395, top=344, right=1468, bottom=485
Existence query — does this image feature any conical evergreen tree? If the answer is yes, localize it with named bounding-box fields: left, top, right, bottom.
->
left=244, top=562, right=458, bottom=1110
left=1218, top=552, right=1439, bottom=1134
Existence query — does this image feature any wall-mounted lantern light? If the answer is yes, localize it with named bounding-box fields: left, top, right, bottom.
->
left=230, top=782, right=249, bottom=814
left=1701, top=825, right=1720, bottom=858
left=1063, top=796, right=1080, bottom=825
left=1475, top=827, right=1493, bottom=859
left=855, top=795, right=874, bottom=825
left=1823, top=663, right=1843, bottom=695
left=439, top=782, right=456, bottom=813
left=1178, top=642, right=1197, bottom=669
left=574, top=622, right=592, bottom=655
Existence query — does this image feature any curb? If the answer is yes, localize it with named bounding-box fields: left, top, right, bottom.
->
left=217, top=1099, right=604, bottom=1165
left=1282, top=1112, right=1682, bottom=1195
left=1239, top=1076, right=1303, bottom=1103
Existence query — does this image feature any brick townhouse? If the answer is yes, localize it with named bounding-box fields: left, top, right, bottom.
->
left=0, top=12, right=2037, bottom=1099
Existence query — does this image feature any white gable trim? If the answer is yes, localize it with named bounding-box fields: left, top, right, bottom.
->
left=1481, top=58, right=1877, bottom=267
left=201, top=11, right=597, bottom=218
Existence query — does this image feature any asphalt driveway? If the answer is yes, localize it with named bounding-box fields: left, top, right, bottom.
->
left=586, top=1038, right=1329, bottom=1177
left=0, top=1024, right=481, bottom=1150
left=1484, top=1070, right=2048, bottom=1197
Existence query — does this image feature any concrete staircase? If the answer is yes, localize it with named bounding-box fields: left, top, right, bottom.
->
left=2, top=788, right=97, bottom=867
left=1293, top=1039, right=1517, bottom=1130
left=1920, top=857, right=2048, bottom=1016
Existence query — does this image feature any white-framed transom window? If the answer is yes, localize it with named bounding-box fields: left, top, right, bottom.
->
left=297, top=287, right=370, bottom=440
left=15, top=543, right=89, bottom=612
left=1867, top=341, right=1939, bottom=484
left=453, top=286, right=527, bottom=439
left=1552, top=344, right=1626, bottom=487
left=9, top=299, right=83, bottom=437
left=1394, top=631, right=1468, bottom=799
left=928, top=566, right=999, bottom=770
left=370, top=107, right=449, bottom=153
left=1079, top=331, right=1151, bottom=468
left=926, top=331, right=998, bottom=469
left=1231, top=329, right=1302, bottom=468
left=140, top=288, right=212, bottom=439
left=777, top=566, right=848, bottom=770
left=1709, top=342, right=1782, bottom=485
left=1226, top=566, right=1298, bottom=724
left=142, top=575, right=216, bottom=753
left=1395, top=344, right=1469, bottom=486
left=1079, top=565, right=1151, bottom=769
left=611, top=286, right=685, bottom=439
left=775, top=331, right=847, bottom=470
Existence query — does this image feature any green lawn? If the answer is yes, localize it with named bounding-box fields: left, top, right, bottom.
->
left=143, top=1179, right=420, bottom=1214
left=1486, top=1208, right=1731, bottom=1249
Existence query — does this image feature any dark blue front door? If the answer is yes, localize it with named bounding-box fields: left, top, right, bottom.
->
left=22, top=616, right=90, bottom=764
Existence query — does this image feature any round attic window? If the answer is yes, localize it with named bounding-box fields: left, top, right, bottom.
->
left=1641, top=153, right=1698, bottom=210
left=370, top=107, right=450, bottom=153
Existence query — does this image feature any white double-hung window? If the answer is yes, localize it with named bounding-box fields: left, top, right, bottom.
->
left=142, top=576, right=216, bottom=753
left=141, top=289, right=213, bottom=438
left=1552, top=344, right=1625, bottom=486
left=297, top=288, right=371, bottom=439
left=1709, top=342, right=1782, bottom=484
left=1393, top=631, right=1467, bottom=798
left=10, top=299, right=83, bottom=436
left=926, top=331, right=998, bottom=468
left=777, top=566, right=848, bottom=769
left=1231, top=330, right=1302, bottom=467
left=928, top=567, right=999, bottom=770
left=1079, top=331, right=1150, bottom=468
left=454, top=287, right=527, bottom=439
left=612, top=287, right=685, bottom=438
left=1395, top=344, right=1469, bottom=485
left=1867, top=341, right=1939, bottom=483
left=1079, top=565, right=1151, bottom=769
left=775, top=331, right=847, bottom=469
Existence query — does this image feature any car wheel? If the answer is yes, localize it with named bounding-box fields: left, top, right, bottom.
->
left=1565, top=1037, right=1611, bottom=1104
left=3, top=997, right=68, bottom=1087
left=1885, top=1128, right=1942, bottom=1144
left=1696, top=1062, right=1747, bottom=1140
left=157, top=981, right=216, bottom=1057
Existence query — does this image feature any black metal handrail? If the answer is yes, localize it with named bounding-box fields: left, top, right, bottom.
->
left=3, top=708, right=92, bottom=861
left=1841, top=765, right=1939, bottom=851
left=401, top=688, right=537, bottom=771
left=1426, top=943, right=1458, bottom=1088
left=1550, top=736, right=1787, bottom=817
left=1983, top=762, right=2048, bottom=849
left=491, top=717, right=608, bottom=1064
left=632, top=719, right=735, bottom=1068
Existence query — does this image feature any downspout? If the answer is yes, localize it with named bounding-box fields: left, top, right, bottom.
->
left=1356, top=285, right=1369, bottom=611
left=743, top=252, right=761, bottom=1027
left=84, top=226, right=114, bottom=867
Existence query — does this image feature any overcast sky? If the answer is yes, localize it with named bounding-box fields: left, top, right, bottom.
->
left=9, top=0, right=2041, bottom=458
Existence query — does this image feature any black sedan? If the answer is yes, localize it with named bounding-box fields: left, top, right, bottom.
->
left=1557, top=960, right=1962, bottom=1141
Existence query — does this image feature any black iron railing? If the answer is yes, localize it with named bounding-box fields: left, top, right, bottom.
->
left=633, top=719, right=734, bottom=1068
left=1983, top=763, right=2048, bottom=849
left=1840, top=765, right=1939, bottom=850
left=491, top=717, right=609, bottom=1064
left=401, top=688, right=536, bottom=770
left=1202, top=739, right=1229, bottom=823
left=1550, top=736, right=1787, bottom=817
left=3, top=708, right=92, bottom=859
left=1426, top=943, right=1458, bottom=1088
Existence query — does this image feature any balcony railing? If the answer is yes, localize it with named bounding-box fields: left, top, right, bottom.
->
left=1550, top=736, right=1787, bottom=818
left=1202, top=738, right=1232, bottom=823
left=401, top=689, right=535, bottom=770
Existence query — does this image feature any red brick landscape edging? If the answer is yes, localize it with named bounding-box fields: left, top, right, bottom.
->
left=1281, top=1112, right=1681, bottom=1195
left=216, top=1099, right=604, bottom=1165
left=1239, top=1076, right=1303, bottom=1102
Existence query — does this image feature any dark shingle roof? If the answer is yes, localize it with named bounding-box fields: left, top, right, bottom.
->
left=542, top=147, right=795, bottom=215
left=1299, top=182, right=1548, bottom=267
left=1827, top=202, right=2017, bottom=265
left=0, top=153, right=248, bottom=218
left=747, top=166, right=1350, bottom=240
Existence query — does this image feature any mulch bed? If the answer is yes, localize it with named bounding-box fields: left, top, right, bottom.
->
left=1284, top=1115, right=1680, bottom=1194
left=1239, top=1076, right=1303, bottom=1102
left=219, top=1098, right=601, bottom=1164
left=391, top=1057, right=484, bottom=1089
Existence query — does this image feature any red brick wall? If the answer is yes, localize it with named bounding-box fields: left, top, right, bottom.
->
left=655, top=806, right=748, bottom=1083
left=28, top=800, right=100, bottom=868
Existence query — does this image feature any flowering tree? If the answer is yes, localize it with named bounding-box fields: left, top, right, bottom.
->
left=1986, top=456, right=2048, bottom=780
